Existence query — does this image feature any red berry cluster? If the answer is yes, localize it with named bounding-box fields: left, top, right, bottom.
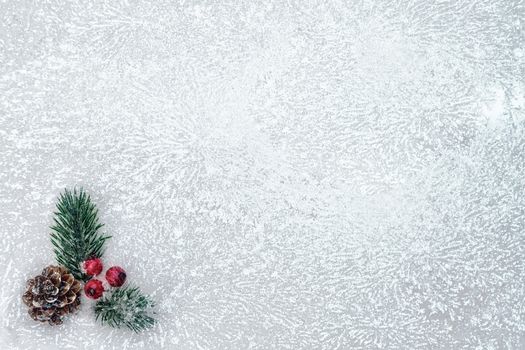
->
left=83, top=258, right=127, bottom=300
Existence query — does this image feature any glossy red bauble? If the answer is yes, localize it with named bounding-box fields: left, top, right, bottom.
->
left=105, top=266, right=127, bottom=287
left=84, top=279, right=105, bottom=299
left=83, top=258, right=103, bottom=276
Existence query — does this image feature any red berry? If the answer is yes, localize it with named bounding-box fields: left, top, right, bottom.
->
left=84, top=279, right=104, bottom=299
left=83, top=258, right=103, bottom=276
left=105, top=266, right=126, bottom=287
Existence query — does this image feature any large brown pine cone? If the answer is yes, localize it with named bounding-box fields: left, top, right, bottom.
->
left=22, top=265, right=82, bottom=325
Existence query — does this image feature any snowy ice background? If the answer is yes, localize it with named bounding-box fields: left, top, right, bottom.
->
left=0, top=0, right=524, bottom=349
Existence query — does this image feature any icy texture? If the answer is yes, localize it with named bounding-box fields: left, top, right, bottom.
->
left=0, top=1, right=524, bottom=349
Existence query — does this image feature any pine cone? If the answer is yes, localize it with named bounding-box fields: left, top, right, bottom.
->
left=22, top=265, right=82, bottom=325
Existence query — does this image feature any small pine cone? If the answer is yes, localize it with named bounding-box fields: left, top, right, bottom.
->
left=22, top=265, right=82, bottom=325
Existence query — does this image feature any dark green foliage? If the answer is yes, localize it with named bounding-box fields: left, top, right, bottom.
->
left=94, top=285, right=155, bottom=332
left=50, top=188, right=111, bottom=281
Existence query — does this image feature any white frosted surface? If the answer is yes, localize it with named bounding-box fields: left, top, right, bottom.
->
left=1, top=1, right=524, bottom=349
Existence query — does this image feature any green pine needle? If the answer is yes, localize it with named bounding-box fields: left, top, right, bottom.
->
left=94, top=285, right=156, bottom=332
left=50, top=188, right=111, bottom=281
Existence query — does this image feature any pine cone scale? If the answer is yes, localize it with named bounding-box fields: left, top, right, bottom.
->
left=48, top=272, right=61, bottom=286
left=59, top=282, right=70, bottom=295
left=69, top=281, right=81, bottom=294
left=22, top=291, right=32, bottom=307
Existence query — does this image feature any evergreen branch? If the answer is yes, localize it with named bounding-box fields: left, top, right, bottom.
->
left=50, top=188, right=111, bottom=281
left=94, top=285, right=155, bottom=332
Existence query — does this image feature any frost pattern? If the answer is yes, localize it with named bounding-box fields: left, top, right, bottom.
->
left=0, top=0, right=524, bottom=349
